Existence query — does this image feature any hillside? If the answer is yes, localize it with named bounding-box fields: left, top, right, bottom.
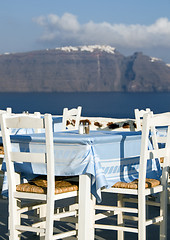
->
left=0, top=45, right=170, bottom=92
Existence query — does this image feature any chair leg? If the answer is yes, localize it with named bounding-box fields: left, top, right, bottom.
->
left=138, top=194, right=146, bottom=240
left=160, top=189, right=167, bottom=240
left=117, top=194, right=124, bottom=240
left=38, top=204, right=46, bottom=237
left=9, top=198, right=20, bottom=240
left=45, top=197, right=55, bottom=240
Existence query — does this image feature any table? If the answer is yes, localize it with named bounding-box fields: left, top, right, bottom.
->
left=1, top=130, right=162, bottom=239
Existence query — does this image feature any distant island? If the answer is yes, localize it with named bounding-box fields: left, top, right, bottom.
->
left=0, top=45, right=170, bottom=92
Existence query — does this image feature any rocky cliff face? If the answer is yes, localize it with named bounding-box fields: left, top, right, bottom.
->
left=0, top=45, right=170, bottom=92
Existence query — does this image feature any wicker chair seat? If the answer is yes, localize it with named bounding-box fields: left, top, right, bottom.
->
left=112, top=178, right=160, bottom=189
left=16, top=176, right=78, bottom=194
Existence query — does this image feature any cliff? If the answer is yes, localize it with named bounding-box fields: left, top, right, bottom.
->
left=0, top=45, right=170, bottom=92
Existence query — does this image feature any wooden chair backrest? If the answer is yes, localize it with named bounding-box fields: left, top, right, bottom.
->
left=134, top=108, right=152, bottom=131
left=139, top=112, right=170, bottom=192
left=0, top=113, right=55, bottom=197
left=62, top=106, right=82, bottom=130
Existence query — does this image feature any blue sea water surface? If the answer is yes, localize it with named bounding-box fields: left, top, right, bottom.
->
left=0, top=92, right=169, bottom=119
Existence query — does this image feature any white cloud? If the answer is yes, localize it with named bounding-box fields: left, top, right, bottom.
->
left=33, top=13, right=170, bottom=48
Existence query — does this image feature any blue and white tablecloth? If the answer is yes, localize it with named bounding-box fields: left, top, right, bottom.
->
left=1, top=130, right=162, bottom=202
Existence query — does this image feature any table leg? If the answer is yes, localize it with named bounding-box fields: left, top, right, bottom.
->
left=78, top=174, right=95, bottom=240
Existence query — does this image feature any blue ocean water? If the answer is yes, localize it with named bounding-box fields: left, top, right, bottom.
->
left=0, top=92, right=169, bottom=119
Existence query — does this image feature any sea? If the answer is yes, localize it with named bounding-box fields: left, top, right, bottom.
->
left=0, top=92, right=170, bottom=119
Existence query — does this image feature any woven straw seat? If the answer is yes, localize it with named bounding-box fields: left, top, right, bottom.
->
left=0, top=146, right=4, bottom=155
left=16, top=176, right=78, bottom=194
left=112, top=178, right=160, bottom=189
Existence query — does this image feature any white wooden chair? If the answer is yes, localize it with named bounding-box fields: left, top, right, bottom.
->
left=139, top=111, right=170, bottom=204
left=0, top=113, right=78, bottom=240
left=134, top=108, right=152, bottom=131
left=62, top=106, right=82, bottom=131
left=95, top=112, right=170, bottom=240
left=0, top=108, right=12, bottom=189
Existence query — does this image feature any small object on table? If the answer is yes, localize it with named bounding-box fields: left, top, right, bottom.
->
left=84, top=122, right=90, bottom=134
left=79, top=121, right=84, bottom=134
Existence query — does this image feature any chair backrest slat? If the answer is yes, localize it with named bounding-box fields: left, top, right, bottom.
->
left=5, top=115, right=44, bottom=129
left=156, top=136, right=166, bottom=143
left=147, top=148, right=167, bottom=160
left=149, top=114, right=170, bottom=127
left=10, top=152, right=46, bottom=163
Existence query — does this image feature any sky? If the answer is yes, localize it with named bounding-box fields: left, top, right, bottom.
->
left=1, top=0, right=170, bottom=63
